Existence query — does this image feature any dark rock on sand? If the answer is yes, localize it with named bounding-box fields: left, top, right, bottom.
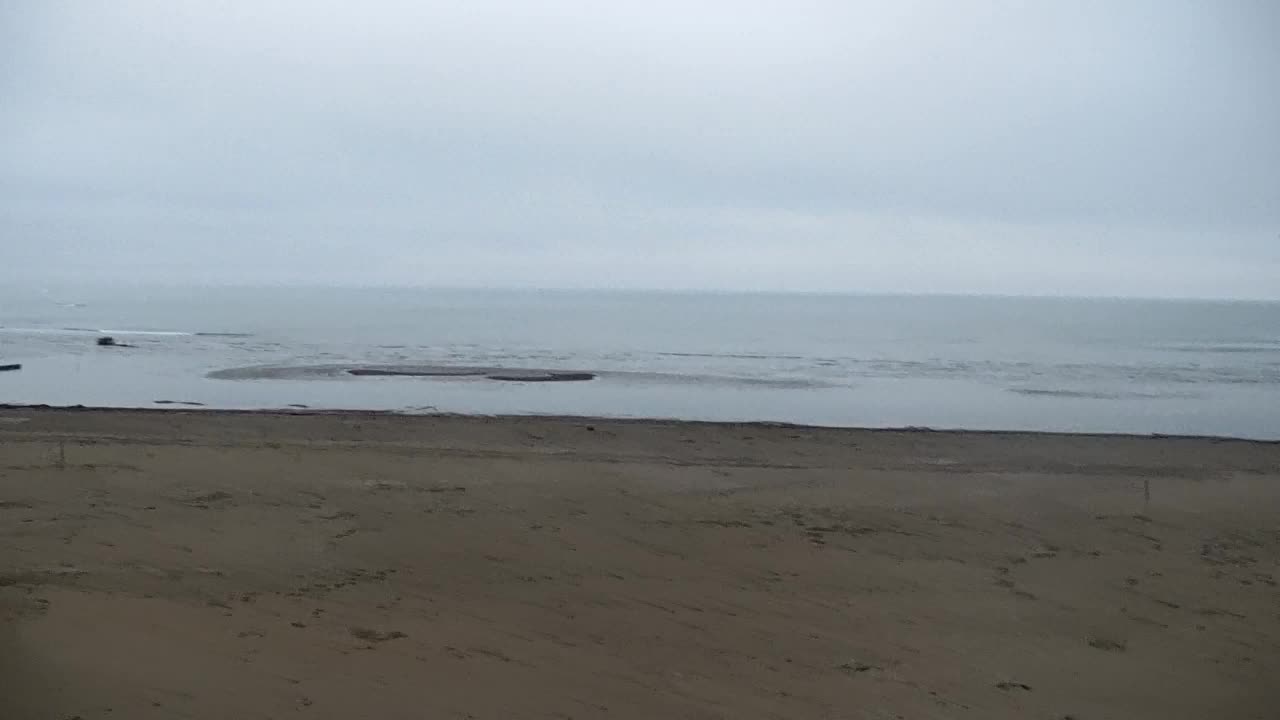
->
left=97, top=336, right=136, bottom=348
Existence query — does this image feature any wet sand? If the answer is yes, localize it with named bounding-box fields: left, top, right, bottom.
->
left=2, top=408, right=1278, bottom=719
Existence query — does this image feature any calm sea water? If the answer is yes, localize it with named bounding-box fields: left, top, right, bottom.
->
left=2, top=286, right=1279, bottom=439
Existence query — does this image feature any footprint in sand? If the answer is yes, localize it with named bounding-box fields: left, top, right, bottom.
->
left=181, top=490, right=234, bottom=508
left=349, top=627, right=407, bottom=643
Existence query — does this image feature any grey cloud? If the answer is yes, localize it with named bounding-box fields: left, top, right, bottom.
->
left=2, top=0, right=1278, bottom=296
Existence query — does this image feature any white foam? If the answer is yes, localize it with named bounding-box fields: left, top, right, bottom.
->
left=0, top=327, right=196, bottom=337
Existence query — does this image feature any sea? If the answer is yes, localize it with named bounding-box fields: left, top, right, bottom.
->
left=2, top=286, right=1278, bottom=439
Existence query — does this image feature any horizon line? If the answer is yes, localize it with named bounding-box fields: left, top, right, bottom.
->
left=12, top=282, right=1280, bottom=304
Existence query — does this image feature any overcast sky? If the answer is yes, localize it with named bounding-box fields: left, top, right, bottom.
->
left=2, top=1, right=1278, bottom=297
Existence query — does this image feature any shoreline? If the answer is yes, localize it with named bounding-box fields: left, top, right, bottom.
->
left=2, top=402, right=1277, bottom=445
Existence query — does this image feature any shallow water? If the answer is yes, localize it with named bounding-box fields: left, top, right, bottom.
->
left=2, top=286, right=1278, bottom=438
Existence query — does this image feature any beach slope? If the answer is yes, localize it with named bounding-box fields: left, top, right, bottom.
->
left=2, top=409, right=1278, bottom=719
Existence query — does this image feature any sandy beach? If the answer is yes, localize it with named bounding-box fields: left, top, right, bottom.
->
left=1, top=408, right=1278, bottom=719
